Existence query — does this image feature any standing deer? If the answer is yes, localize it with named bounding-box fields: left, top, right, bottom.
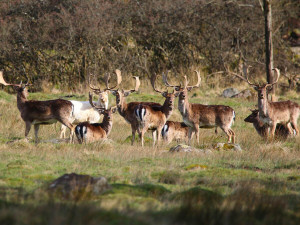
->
left=110, top=70, right=162, bottom=145
left=75, top=92, right=117, bottom=144
left=245, top=68, right=300, bottom=139
left=161, top=121, right=193, bottom=144
left=164, top=70, right=236, bottom=145
left=244, top=109, right=295, bottom=140
left=60, top=71, right=120, bottom=139
left=0, top=71, right=75, bottom=143
left=134, top=73, right=179, bottom=146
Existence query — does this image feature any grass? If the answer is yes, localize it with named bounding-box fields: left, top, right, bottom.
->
left=0, top=88, right=300, bottom=224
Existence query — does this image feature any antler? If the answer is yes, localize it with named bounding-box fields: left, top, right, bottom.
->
left=184, top=70, right=201, bottom=90
left=88, top=74, right=102, bottom=94
left=89, top=92, right=105, bottom=111
left=266, top=68, right=280, bottom=87
left=0, top=71, right=22, bottom=87
left=162, top=71, right=180, bottom=88
left=151, top=74, right=164, bottom=93
left=132, top=76, right=140, bottom=92
left=245, top=71, right=257, bottom=86
left=104, top=69, right=122, bottom=90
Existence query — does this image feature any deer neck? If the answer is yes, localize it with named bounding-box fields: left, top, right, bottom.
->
left=17, top=91, right=27, bottom=111
left=117, top=98, right=128, bottom=117
left=162, top=99, right=174, bottom=120
left=178, top=97, right=190, bottom=116
left=258, top=98, right=270, bottom=120
left=101, top=116, right=113, bottom=135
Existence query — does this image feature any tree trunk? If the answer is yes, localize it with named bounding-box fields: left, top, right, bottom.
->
left=264, top=0, right=275, bottom=96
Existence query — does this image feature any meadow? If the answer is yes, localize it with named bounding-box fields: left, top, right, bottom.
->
left=0, top=82, right=299, bottom=225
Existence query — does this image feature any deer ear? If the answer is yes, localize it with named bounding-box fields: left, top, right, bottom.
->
left=111, top=90, right=117, bottom=96
left=112, top=108, right=117, bottom=113
left=124, top=91, right=131, bottom=97
left=162, top=92, right=168, bottom=98
left=254, top=86, right=258, bottom=91
left=187, top=87, right=193, bottom=91
left=266, top=86, right=273, bottom=92
left=174, top=92, right=180, bottom=97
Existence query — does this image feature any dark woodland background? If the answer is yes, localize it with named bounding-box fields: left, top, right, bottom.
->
left=0, top=0, right=299, bottom=91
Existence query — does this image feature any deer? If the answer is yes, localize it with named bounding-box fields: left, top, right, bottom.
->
left=60, top=71, right=121, bottom=139
left=75, top=92, right=117, bottom=144
left=161, top=121, right=194, bottom=144
left=244, top=109, right=295, bottom=140
left=110, top=70, right=162, bottom=145
left=164, top=70, right=236, bottom=145
left=134, top=73, right=179, bottom=147
left=0, top=71, right=75, bottom=143
left=245, top=68, right=300, bottom=139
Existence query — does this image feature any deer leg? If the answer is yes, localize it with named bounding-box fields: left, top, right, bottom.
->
left=131, top=124, right=136, bottom=145
left=58, top=119, right=74, bottom=143
left=34, top=124, right=40, bottom=143
left=25, top=121, right=32, bottom=142
left=229, top=129, right=235, bottom=143
left=290, top=120, right=299, bottom=136
left=269, top=123, right=277, bottom=140
left=156, top=127, right=163, bottom=146
left=60, top=125, right=67, bottom=139
left=195, top=125, right=200, bottom=145
left=152, top=130, right=157, bottom=147
left=220, top=127, right=232, bottom=143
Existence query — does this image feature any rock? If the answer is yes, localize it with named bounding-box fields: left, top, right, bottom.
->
left=169, top=144, right=210, bottom=153
left=231, top=89, right=252, bottom=99
left=222, top=88, right=239, bottom=98
left=214, top=143, right=242, bottom=151
left=48, top=173, right=111, bottom=200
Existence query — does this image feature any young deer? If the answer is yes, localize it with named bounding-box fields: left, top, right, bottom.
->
left=110, top=71, right=162, bottom=145
left=75, top=93, right=117, bottom=144
left=161, top=121, right=193, bottom=144
left=244, top=109, right=295, bottom=140
left=0, top=71, right=75, bottom=143
left=245, top=68, right=300, bottom=139
left=134, top=73, right=179, bottom=146
left=165, top=70, right=236, bottom=144
left=60, top=71, right=120, bottom=138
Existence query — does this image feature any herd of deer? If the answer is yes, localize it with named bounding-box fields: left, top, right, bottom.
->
left=0, top=68, right=299, bottom=146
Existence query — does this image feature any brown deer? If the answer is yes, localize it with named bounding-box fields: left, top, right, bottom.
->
left=134, top=73, right=179, bottom=146
left=245, top=68, right=300, bottom=139
left=0, top=71, right=75, bottom=143
left=164, top=70, right=236, bottom=145
left=75, top=92, right=117, bottom=144
left=110, top=70, right=162, bottom=145
left=161, top=121, right=193, bottom=144
left=244, top=109, right=295, bottom=140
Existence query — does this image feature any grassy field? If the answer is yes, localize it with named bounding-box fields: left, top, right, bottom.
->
left=0, top=87, right=299, bottom=225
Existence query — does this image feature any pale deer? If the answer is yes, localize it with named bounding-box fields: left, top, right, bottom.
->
left=75, top=92, right=117, bottom=144
left=60, top=71, right=120, bottom=138
left=110, top=71, right=162, bottom=145
left=164, top=70, right=236, bottom=144
left=244, top=109, right=295, bottom=140
left=245, top=68, right=300, bottom=139
left=134, top=73, right=179, bottom=146
left=161, top=121, right=193, bottom=144
left=0, top=71, right=75, bottom=143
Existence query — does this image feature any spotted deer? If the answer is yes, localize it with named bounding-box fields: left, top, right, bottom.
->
left=60, top=72, right=119, bottom=138
left=164, top=70, right=236, bottom=145
left=134, top=73, right=179, bottom=146
left=244, top=109, right=295, bottom=140
left=245, top=68, right=300, bottom=139
left=110, top=70, right=162, bottom=145
left=161, top=121, right=193, bottom=144
left=0, top=71, right=75, bottom=143
left=75, top=92, right=117, bottom=144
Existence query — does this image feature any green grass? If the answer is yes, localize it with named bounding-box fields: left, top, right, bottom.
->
left=0, top=89, right=299, bottom=224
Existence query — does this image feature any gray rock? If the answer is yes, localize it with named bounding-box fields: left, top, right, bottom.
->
left=48, top=173, right=111, bottom=200
left=169, top=144, right=210, bottom=153
left=222, top=88, right=239, bottom=98
left=232, top=89, right=252, bottom=98
left=213, top=143, right=242, bottom=151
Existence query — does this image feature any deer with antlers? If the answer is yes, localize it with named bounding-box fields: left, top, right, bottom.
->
left=110, top=70, right=162, bottom=145
left=0, top=71, right=75, bottom=143
left=75, top=92, right=117, bottom=144
left=60, top=70, right=121, bottom=139
left=245, top=68, right=300, bottom=139
left=244, top=109, right=295, bottom=140
left=134, top=73, right=179, bottom=147
left=164, top=70, right=236, bottom=145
